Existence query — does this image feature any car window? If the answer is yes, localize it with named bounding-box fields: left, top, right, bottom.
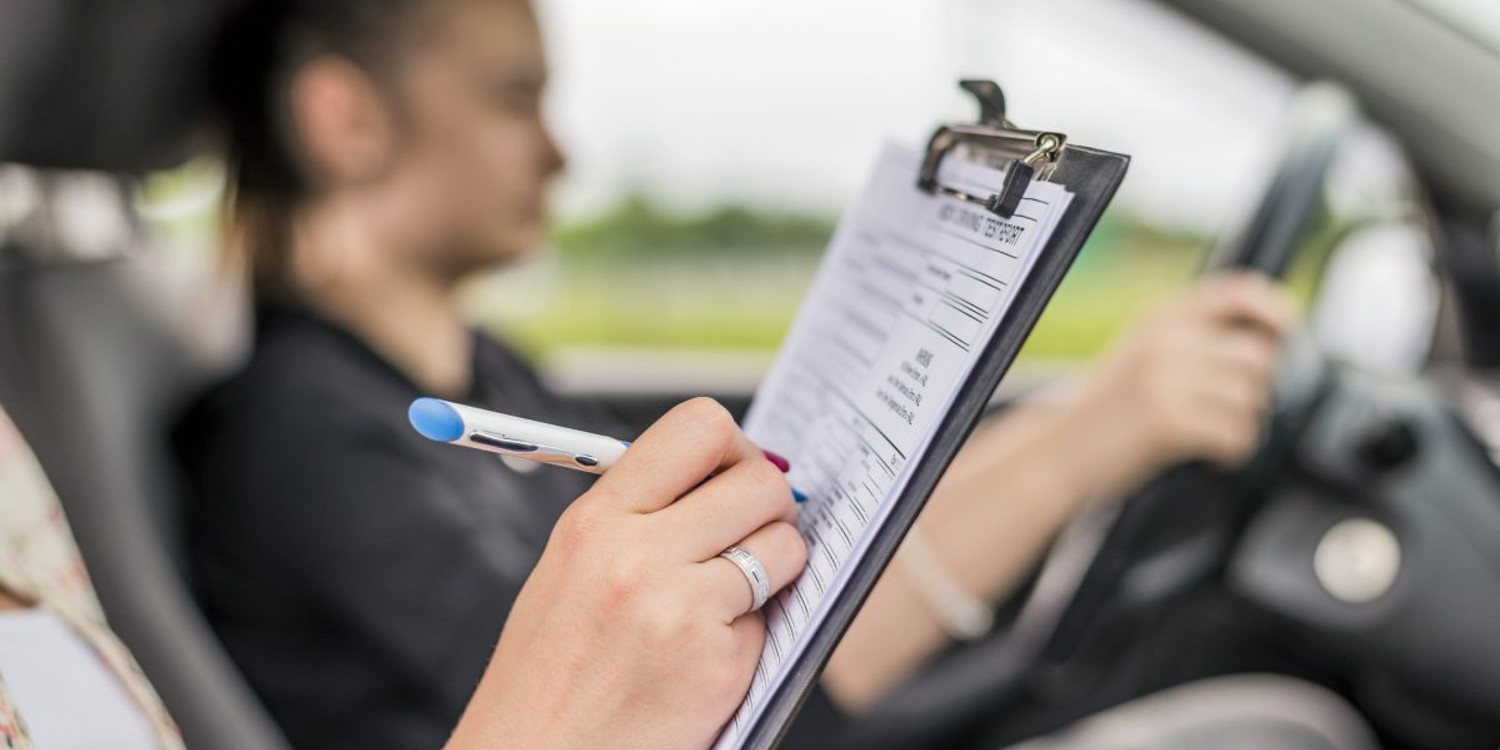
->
left=1402, top=0, right=1500, bottom=53
left=482, top=0, right=1299, bottom=395
left=131, top=0, right=1319, bottom=397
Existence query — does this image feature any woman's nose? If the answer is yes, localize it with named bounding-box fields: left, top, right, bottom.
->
left=541, top=126, right=567, bottom=177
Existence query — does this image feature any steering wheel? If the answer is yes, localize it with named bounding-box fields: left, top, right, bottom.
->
left=1037, top=84, right=1358, bottom=663
left=1006, top=81, right=1500, bottom=748
left=840, top=85, right=1361, bottom=750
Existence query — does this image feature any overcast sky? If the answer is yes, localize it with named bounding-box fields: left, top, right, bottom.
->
left=535, top=0, right=1299, bottom=232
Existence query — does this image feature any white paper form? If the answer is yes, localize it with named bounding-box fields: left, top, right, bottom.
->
left=713, top=143, right=1074, bottom=749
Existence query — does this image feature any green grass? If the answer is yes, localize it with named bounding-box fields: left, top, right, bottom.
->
left=472, top=256, right=812, bottom=356
left=1018, top=224, right=1201, bottom=359
left=478, top=206, right=1210, bottom=364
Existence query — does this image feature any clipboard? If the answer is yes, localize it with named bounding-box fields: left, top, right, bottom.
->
left=740, top=79, right=1131, bottom=750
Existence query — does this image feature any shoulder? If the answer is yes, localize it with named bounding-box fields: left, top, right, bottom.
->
left=470, top=331, right=631, bottom=435
left=216, top=308, right=407, bottom=415
left=175, top=315, right=415, bottom=479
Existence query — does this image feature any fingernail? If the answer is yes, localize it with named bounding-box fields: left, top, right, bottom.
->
left=792, top=488, right=808, bottom=503
left=763, top=450, right=790, bottom=473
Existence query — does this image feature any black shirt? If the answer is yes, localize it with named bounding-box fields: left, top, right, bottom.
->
left=177, top=300, right=848, bottom=750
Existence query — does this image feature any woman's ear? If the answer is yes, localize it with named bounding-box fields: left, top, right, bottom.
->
left=287, top=56, right=397, bottom=187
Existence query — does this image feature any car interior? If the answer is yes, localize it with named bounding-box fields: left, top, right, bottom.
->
left=0, top=0, right=1497, bottom=748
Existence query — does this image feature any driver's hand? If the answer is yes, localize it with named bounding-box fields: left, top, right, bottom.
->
left=1072, top=272, right=1296, bottom=481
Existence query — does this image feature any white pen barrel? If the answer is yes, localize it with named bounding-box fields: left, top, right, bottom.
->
left=452, top=402, right=627, bottom=467
left=400, top=397, right=633, bottom=474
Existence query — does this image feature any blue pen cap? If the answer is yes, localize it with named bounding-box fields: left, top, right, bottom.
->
left=409, top=398, right=465, bottom=442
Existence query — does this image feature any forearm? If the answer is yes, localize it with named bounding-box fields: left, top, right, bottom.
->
left=822, top=274, right=1292, bottom=710
left=822, top=385, right=1145, bottom=710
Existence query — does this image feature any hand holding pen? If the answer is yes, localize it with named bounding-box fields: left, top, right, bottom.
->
left=442, top=398, right=807, bottom=749
left=409, top=396, right=807, bottom=502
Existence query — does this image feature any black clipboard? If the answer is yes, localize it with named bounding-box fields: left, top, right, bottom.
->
left=741, top=79, right=1131, bottom=750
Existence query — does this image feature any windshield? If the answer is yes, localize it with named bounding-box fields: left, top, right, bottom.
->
left=1404, top=0, right=1500, bottom=53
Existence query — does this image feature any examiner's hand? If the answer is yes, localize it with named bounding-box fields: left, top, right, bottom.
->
left=1071, top=272, right=1296, bottom=486
left=446, top=398, right=806, bottom=750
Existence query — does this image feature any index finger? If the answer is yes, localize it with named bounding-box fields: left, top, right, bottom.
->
left=591, top=397, right=764, bottom=514
left=1196, top=272, right=1297, bottom=339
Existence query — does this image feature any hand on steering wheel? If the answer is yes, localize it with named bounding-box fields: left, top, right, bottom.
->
left=1067, top=272, right=1297, bottom=494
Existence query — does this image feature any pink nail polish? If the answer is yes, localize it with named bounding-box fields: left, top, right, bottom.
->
left=762, top=449, right=790, bottom=473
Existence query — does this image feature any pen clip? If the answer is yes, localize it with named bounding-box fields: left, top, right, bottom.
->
left=469, top=431, right=601, bottom=471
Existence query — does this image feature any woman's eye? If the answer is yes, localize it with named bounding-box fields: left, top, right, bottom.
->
left=491, top=87, right=542, bottom=117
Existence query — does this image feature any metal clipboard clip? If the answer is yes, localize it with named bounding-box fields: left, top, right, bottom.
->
left=917, top=80, right=1067, bottom=219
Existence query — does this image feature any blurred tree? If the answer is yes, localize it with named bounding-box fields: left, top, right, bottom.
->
left=552, top=193, right=836, bottom=259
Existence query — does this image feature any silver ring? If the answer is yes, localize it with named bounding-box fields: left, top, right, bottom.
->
left=719, top=545, right=771, bottom=612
